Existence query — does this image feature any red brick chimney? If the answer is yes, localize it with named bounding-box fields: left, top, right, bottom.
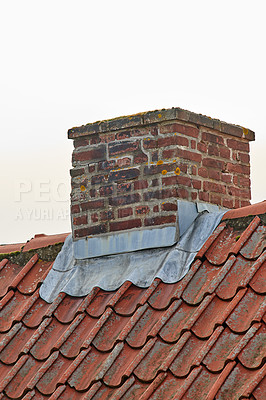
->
left=68, top=108, right=254, bottom=244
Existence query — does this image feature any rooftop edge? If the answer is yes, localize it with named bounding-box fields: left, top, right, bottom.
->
left=68, top=107, right=255, bottom=141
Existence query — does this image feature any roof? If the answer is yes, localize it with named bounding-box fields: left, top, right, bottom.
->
left=68, top=106, right=255, bottom=141
left=0, top=202, right=265, bottom=399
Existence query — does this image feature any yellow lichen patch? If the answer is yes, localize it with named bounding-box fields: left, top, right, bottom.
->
left=157, top=160, right=163, bottom=166
left=173, top=159, right=176, bottom=163
left=158, top=114, right=162, bottom=118
left=80, top=185, right=86, bottom=192
left=161, top=170, right=167, bottom=175
left=242, top=127, right=249, bottom=136
left=175, top=167, right=181, bottom=176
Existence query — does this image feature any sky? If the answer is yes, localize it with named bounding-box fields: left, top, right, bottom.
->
left=0, top=0, right=265, bottom=244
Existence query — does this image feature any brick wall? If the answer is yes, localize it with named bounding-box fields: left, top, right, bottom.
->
left=68, top=108, right=254, bottom=240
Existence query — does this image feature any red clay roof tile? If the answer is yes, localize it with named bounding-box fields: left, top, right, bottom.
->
left=0, top=203, right=265, bottom=398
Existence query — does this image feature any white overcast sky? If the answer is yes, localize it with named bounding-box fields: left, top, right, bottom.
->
left=0, top=0, right=265, bottom=244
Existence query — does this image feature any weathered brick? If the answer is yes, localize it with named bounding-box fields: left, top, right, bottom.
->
left=202, top=132, right=224, bottom=145
left=133, top=151, right=148, bottom=164
left=153, top=205, right=159, bottom=212
left=210, top=193, right=222, bottom=206
left=134, top=180, right=148, bottom=190
left=240, top=200, right=251, bottom=207
left=100, top=210, right=114, bottom=221
left=203, top=181, right=226, bottom=194
left=238, top=152, right=250, bottom=164
left=202, top=158, right=225, bottom=170
left=135, top=206, right=150, bottom=215
left=73, top=138, right=91, bottom=148
left=73, top=215, right=88, bottom=225
left=160, top=123, right=199, bottom=138
left=108, top=168, right=140, bottom=183
left=219, top=147, right=231, bottom=159
left=108, top=140, right=139, bottom=156
left=222, top=198, right=234, bottom=209
left=192, top=179, right=202, bottom=190
left=109, top=193, right=141, bottom=206
left=91, top=174, right=107, bottom=185
left=73, top=145, right=106, bottom=162
left=163, top=148, right=202, bottom=163
left=221, top=173, right=232, bottom=184
left=157, top=136, right=189, bottom=148
left=161, top=202, right=177, bottom=211
left=116, top=157, right=132, bottom=168
left=118, top=207, right=133, bottom=218
left=226, top=163, right=250, bottom=175
left=80, top=199, right=104, bottom=211
left=197, top=142, right=207, bottom=153
left=98, top=160, right=116, bottom=171
left=143, top=188, right=177, bottom=201
left=99, top=185, right=114, bottom=196
left=70, top=168, right=85, bottom=177
left=91, top=213, right=98, bottom=223
left=116, top=130, right=131, bottom=140
left=117, top=182, right=132, bottom=193
left=227, top=139, right=249, bottom=152
left=162, top=175, right=191, bottom=187
left=191, top=140, right=196, bottom=150
left=144, top=215, right=176, bottom=227
left=71, top=204, right=80, bottom=214
left=177, top=188, right=189, bottom=199
left=208, top=170, right=221, bottom=181
left=110, top=219, right=142, bottom=232
left=208, top=145, right=219, bottom=157
left=199, top=191, right=210, bottom=202
left=228, top=186, right=251, bottom=199
left=74, top=224, right=107, bottom=238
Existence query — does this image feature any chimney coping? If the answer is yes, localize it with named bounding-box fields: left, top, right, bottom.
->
left=68, top=107, right=255, bottom=141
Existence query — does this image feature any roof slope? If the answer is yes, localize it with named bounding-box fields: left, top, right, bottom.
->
left=0, top=203, right=265, bottom=399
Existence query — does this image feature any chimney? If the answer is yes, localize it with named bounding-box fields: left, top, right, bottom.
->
left=68, top=107, right=254, bottom=256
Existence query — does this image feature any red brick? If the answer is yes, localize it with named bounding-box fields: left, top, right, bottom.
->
left=203, top=181, right=226, bottom=194
left=191, top=140, right=196, bottom=149
left=73, top=215, right=88, bottom=225
left=227, top=139, right=249, bottom=152
left=100, top=210, right=114, bottom=221
left=177, top=188, right=189, bottom=199
left=73, top=138, right=90, bottom=148
left=191, top=191, right=198, bottom=201
left=208, top=145, right=219, bottom=157
left=80, top=199, right=104, bottom=211
left=238, top=152, right=250, bottom=164
left=158, top=136, right=189, bottom=148
left=163, top=148, right=202, bottom=163
left=210, top=193, right=222, bottom=206
left=89, top=134, right=101, bottom=145
left=161, top=202, right=177, bottom=211
left=163, top=175, right=191, bottom=187
left=91, top=213, right=98, bottom=223
left=91, top=174, right=107, bottom=185
left=143, top=138, right=157, bottom=149
left=71, top=204, right=80, bottom=214
left=135, top=206, right=150, bottom=215
left=221, top=173, right=232, bottom=184
left=133, top=152, right=148, bottom=164
left=74, top=224, right=107, bottom=238
left=144, top=214, right=176, bottom=227
left=118, top=207, right=133, bottom=218
left=202, top=131, right=224, bottom=145
left=153, top=205, right=159, bottom=212
left=99, top=133, right=116, bottom=143
left=134, top=180, right=148, bottom=190
left=109, top=193, right=141, bottom=206
left=226, top=163, right=250, bottom=175
left=208, top=170, right=221, bottom=181
left=160, top=123, right=199, bottom=138
left=73, top=145, right=106, bottom=162
left=198, top=167, right=208, bottom=178
left=89, top=165, right=96, bottom=173
left=222, top=198, right=234, bottom=209
left=108, top=140, right=139, bottom=156
left=202, top=158, right=225, bottom=170
left=197, top=142, right=207, bottom=153
left=228, top=186, right=251, bottom=199
left=219, top=147, right=231, bottom=159
left=192, top=179, right=202, bottom=189
left=89, top=189, right=97, bottom=198
left=110, top=219, right=142, bottom=232
left=199, top=191, right=210, bottom=202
